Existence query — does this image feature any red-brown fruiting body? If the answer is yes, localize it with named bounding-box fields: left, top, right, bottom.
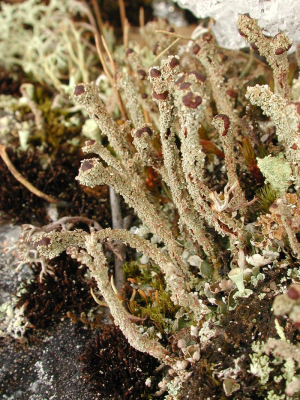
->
left=215, top=114, right=230, bottom=136
left=249, top=164, right=265, bottom=185
left=180, top=82, right=191, bottom=91
left=153, top=90, right=169, bottom=100
left=275, top=48, right=285, bottom=55
left=169, top=57, right=179, bottom=68
left=137, top=69, right=146, bottom=80
left=74, top=85, right=85, bottom=96
left=126, top=48, right=134, bottom=57
left=291, top=143, right=298, bottom=150
left=135, top=127, right=153, bottom=138
left=141, top=93, right=148, bottom=99
left=175, top=75, right=186, bottom=86
left=287, top=285, right=300, bottom=300
left=193, top=44, right=201, bottom=54
left=182, top=92, right=202, bottom=109
left=188, top=71, right=207, bottom=82
left=34, top=237, right=51, bottom=249
left=81, top=160, right=94, bottom=172
left=226, top=89, right=238, bottom=99
left=150, top=68, right=161, bottom=78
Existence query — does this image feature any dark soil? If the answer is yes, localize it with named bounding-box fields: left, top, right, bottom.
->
left=79, top=325, right=160, bottom=399
left=0, top=319, right=97, bottom=400
left=0, top=147, right=110, bottom=226
left=15, top=253, right=99, bottom=330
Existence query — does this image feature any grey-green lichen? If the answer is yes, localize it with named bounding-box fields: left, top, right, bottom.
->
left=12, top=10, right=300, bottom=399
left=249, top=339, right=300, bottom=398
left=238, top=14, right=292, bottom=99
left=0, top=0, right=98, bottom=93
left=249, top=341, right=273, bottom=385
left=257, top=154, right=292, bottom=195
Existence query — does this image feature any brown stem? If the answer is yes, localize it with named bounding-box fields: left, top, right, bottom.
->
left=123, top=18, right=130, bottom=49
left=154, top=38, right=180, bottom=61
left=95, top=34, right=128, bottom=120
left=101, top=35, right=117, bottom=76
left=91, top=0, right=104, bottom=36
left=95, top=34, right=113, bottom=80
left=139, top=7, right=145, bottom=28
left=118, top=0, right=126, bottom=36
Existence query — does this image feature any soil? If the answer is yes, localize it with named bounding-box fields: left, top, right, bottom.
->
left=1, top=319, right=95, bottom=400
left=0, top=147, right=111, bottom=226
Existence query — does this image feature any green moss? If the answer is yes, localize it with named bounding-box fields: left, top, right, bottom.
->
left=256, top=184, right=278, bottom=213
left=30, top=97, right=83, bottom=150
left=123, top=261, right=144, bottom=280
left=137, top=285, right=179, bottom=333
left=124, top=261, right=179, bottom=333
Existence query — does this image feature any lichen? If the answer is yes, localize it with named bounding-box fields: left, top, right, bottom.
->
left=257, top=155, right=292, bottom=195
left=7, top=8, right=300, bottom=399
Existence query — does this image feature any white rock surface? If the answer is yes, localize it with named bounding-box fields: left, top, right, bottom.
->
left=173, top=0, right=299, bottom=52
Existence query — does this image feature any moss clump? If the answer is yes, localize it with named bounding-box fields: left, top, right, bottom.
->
left=256, top=184, right=279, bottom=213
left=123, top=261, right=179, bottom=334
left=78, top=324, right=160, bottom=399
left=16, top=252, right=98, bottom=330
